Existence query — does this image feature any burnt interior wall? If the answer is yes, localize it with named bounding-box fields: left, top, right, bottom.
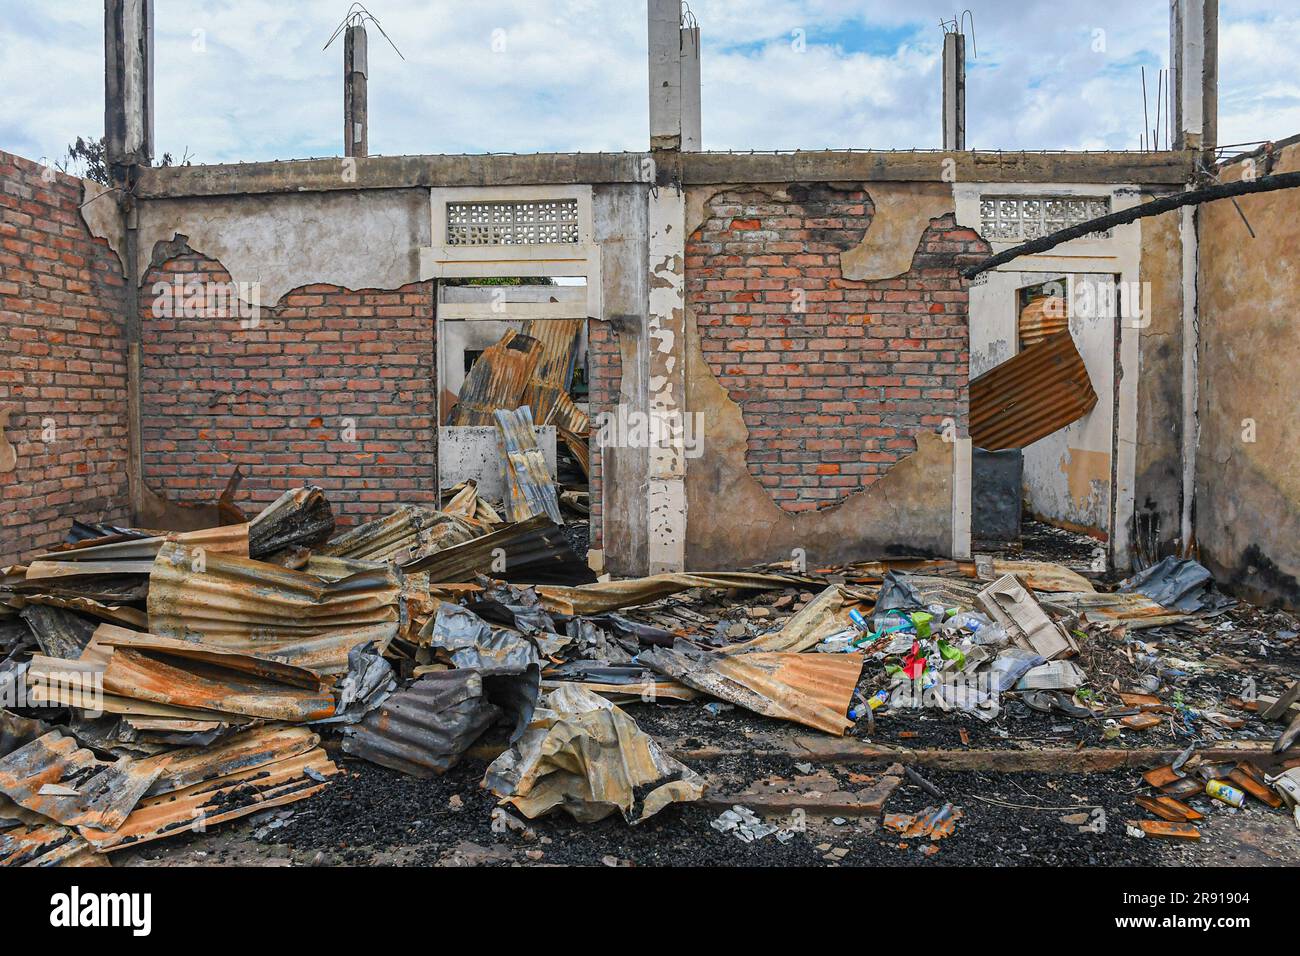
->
left=139, top=246, right=436, bottom=526
left=0, top=151, right=131, bottom=563
left=683, top=182, right=988, bottom=568
left=1195, top=140, right=1300, bottom=608
left=1133, top=204, right=1185, bottom=562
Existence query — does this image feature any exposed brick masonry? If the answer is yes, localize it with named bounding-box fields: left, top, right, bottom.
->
left=0, top=151, right=130, bottom=562
left=139, top=249, right=436, bottom=526
left=686, top=185, right=989, bottom=513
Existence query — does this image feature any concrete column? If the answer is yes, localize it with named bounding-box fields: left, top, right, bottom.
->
left=680, top=26, right=702, bottom=152
left=942, top=32, right=966, bottom=150
left=646, top=178, right=687, bottom=573
left=344, top=23, right=368, bottom=158
left=104, top=0, right=154, bottom=172
left=1170, top=0, right=1218, bottom=154
left=648, top=0, right=683, bottom=150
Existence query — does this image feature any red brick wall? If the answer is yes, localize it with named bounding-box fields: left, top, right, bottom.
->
left=0, top=151, right=130, bottom=563
left=139, top=248, right=435, bottom=526
left=687, top=185, right=988, bottom=513
left=586, top=318, right=622, bottom=549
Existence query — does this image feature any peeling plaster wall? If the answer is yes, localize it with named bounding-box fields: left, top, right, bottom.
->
left=1196, top=142, right=1300, bottom=608
left=682, top=182, right=984, bottom=567
left=1134, top=206, right=1185, bottom=559
left=136, top=189, right=430, bottom=306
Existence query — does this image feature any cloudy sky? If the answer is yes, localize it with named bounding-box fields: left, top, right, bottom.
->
left=2, top=1, right=1298, bottom=170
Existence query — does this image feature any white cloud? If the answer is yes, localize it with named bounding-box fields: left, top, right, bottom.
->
left=0, top=1, right=1296, bottom=166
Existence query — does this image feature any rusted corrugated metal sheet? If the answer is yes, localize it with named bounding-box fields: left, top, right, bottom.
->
left=535, top=570, right=812, bottom=616
left=248, top=486, right=335, bottom=559
left=0, top=801, right=108, bottom=867
left=521, top=319, right=582, bottom=389
left=25, top=524, right=251, bottom=581
left=639, top=646, right=863, bottom=735
left=496, top=407, right=563, bottom=523
left=969, top=332, right=1098, bottom=451
left=147, top=541, right=402, bottom=676
left=342, top=671, right=500, bottom=777
left=91, top=632, right=337, bottom=723
left=319, top=505, right=480, bottom=563
left=146, top=725, right=320, bottom=797
left=1018, top=296, right=1069, bottom=347
left=0, top=730, right=164, bottom=832
left=404, top=514, right=593, bottom=585
left=447, top=330, right=543, bottom=426
left=80, top=747, right=338, bottom=852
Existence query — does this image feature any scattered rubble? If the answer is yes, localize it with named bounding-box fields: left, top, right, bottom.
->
left=2, top=459, right=1297, bottom=867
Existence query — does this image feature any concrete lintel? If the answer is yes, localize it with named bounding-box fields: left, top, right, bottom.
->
left=134, top=151, right=1195, bottom=200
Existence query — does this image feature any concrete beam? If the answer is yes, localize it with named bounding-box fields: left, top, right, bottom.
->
left=103, top=0, right=154, bottom=172
left=344, top=23, right=368, bottom=158
left=134, top=150, right=1195, bottom=199
left=942, top=32, right=965, bottom=151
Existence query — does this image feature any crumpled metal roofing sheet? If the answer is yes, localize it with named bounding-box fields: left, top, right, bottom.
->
left=80, top=747, right=337, bottom=852
left=639, top=646, right=864, bottom=735
left=343, top=671, right=501, bottom=777
left=148, top=541, right=402, bottom=676
left=969, top=332, right=1098, bottom=451
left=0, top=730, right=164, bottom=832
left=319, top=505, right=480, bottom=563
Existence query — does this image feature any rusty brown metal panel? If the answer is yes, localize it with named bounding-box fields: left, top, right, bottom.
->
left=0, top=730, right=165, bottom=832
left=98, top=646, right=337, bottom=723
left=147, top=541, right=402, bottom=676
left=447, top=330, right=543, bottom=426
left=639, top=646, right=863, bottom=735
left=80, top=747, right=338, bottom=852
left=969, top=332, right=1098, bottom=451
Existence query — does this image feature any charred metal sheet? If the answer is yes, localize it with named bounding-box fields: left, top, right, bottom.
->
left=17, top=594, right=147, bottom=630
left=80, top=747, right=338, bottom=852
left=639, top=646, right=863, bottom=735
left=1, top=711, right=50, bottom=760
left=484, top=684, right=704, bottom=824
left=447, top=330, right=543, bottom=426
left=0, top=803, right=108, bottom=867
left=248, top=486, right=336, bottom=560
left=343, top=671, right=502, bottom=777
left=969, top=332, right=1098, bottom=451
left=1043, top=591, right=1185, bottom=629
left=325, top=641, right=396, bottom=725
left=148, top=541, right=402, bottom=676
left=32, top=524, right=250, bottom=565
left=320, top=505, right=480, bottom=563
left=1118, top=556, right=1214, bottom=612
left=534, top=570, right=810, bottom=616
left=0, top=730, right=164, bottom=832
left=422, top=604, right=540, bottom=739
left=146, top=725, right=320, bottom=797
left=18, top=605, right=96, bottom=660
left=496, top=406, right=564, bottom=524
left=404, top=513, right=594, bottom=585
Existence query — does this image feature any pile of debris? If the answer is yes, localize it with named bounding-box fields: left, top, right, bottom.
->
left=2, top=476, right=1297, bottom=865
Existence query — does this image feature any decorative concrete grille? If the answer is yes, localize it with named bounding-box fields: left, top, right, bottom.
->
left=979, top=195, right=1112, bottom=241
left=446, top=199, right=581, bottom=245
